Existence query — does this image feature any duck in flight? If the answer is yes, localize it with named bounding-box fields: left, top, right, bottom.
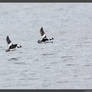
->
left=6, top=35, right=22, bottom=52
left=38, top=27, right=54, bottom=43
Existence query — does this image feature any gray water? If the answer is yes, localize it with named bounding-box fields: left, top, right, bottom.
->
left=0, top=3, right=92, bottom=89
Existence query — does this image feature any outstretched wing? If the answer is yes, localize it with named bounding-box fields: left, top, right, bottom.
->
left=40, top=27, right=45, bottom=36
left=40, top=27, right=48, bottom=40
left=6, top=36, right=11, bottom=44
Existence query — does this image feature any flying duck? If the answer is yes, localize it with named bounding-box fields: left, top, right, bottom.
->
left=6, top=35, right=22, bottom=52
left=38, top=27, right=54, bottom=43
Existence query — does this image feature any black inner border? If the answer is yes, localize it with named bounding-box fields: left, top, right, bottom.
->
left=0, top=90, right=92, bottom=91
left=0, top=90, right=92, bottom=92
left=0, top=0, right=92, bottom=2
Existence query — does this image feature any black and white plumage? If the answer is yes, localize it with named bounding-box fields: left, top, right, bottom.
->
left=38, top=27, right=54, bottom=43
left=6, top=36, right=22, bottom=52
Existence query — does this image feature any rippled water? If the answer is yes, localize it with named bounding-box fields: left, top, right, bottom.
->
left=0, top=3, right=92, bottom=89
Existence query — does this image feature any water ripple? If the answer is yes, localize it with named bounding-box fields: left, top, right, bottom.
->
left=42, top=53, right=55, bottom=56
left=8, top=58, right=18, bottom=61
left=13, top=62, right=26, bottom=65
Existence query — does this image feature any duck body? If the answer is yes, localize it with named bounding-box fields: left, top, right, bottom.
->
left=9, top=44, right=17, bottom=49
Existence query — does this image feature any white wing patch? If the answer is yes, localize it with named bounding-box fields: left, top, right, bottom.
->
left=42, top=34, right=46, bottom=39
left=8, top=42, right=12, bottom=47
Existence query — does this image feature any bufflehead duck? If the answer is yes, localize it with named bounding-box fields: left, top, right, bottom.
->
left=38, top=27, right=54, bottom=43
left=6, top=35, right=22, bottom=52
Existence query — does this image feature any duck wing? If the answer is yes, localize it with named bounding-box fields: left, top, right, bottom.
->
left=40, top=27, right=45, bottom=36
left=6, top=36, right=11, bottom=44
